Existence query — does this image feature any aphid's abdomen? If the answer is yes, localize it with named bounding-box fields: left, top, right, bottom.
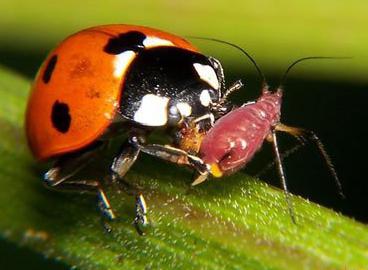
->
left=199, top=91, right=282, bottom=174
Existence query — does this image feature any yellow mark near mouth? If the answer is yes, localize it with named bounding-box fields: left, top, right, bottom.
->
left=210, top=163, right=223, bottom=178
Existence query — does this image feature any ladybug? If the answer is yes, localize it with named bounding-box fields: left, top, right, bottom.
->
left=26, top=25, right=242, bottom=229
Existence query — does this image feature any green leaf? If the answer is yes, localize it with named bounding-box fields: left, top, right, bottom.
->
left=0, top=65, right=367, bottom=270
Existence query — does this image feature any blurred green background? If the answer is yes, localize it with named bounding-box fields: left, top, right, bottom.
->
left=0, top=0, right=367, bottom=269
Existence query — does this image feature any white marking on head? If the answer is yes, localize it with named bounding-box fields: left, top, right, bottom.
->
left=143, top=37, right=174, bottom=48
left=134, top=94, right=170, bottom=126
left=176, top=102, right=192, bottom=117
left=199, top=90, right=212, bottom=107
left=193, top=63, right=219, bottom=90
left=113, top=51, right=136, bottom=78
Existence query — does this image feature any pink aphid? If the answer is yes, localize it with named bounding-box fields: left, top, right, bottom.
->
left=199, top=88, right=282, bottom=176
left=191, top=53, right=344, bottom=221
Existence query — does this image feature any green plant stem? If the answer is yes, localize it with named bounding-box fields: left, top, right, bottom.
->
left=0, top=66, right=367, bottom=270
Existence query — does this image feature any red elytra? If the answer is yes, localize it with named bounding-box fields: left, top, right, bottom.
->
left=26, top=25, right=198, bottom=161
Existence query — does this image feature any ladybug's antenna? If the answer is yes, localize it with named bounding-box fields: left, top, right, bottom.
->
left=188, top=36, right=267, bottom=87
left=279, top=56, right=351, bottom=89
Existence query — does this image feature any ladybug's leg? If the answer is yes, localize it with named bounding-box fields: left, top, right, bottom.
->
left=45, top=178, right=116, bottom=220
left=110, top=140, right=148, bottom=233
left=110, top=136, right=209, bottom=234
left=136, top=142, right=210, bottom=185
left=129, top=136, right=208, bottom=174
left=220, top=80, right=243, bottom=102
left=44, top=144, right=116, bottom=221
left=111, top=140, right=140, bottom=180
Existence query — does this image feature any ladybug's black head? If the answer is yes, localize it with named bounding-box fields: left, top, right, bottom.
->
left=120, top=47, right=224, bottom=128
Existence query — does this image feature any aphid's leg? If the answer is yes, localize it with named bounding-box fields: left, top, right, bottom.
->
left=44, top=144, right=116, bottom=221
left=275, top=123, right=344, bottom=198
left=256, top=143, right=303, bottom=178
left=110, top=140, right=148, bottom=233
left=269, top=130, right=297, bottom=224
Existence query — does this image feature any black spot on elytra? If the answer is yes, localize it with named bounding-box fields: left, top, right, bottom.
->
left=43, top=55, right=58, bottom=83
left=104, top=31, right=146, bottom=55
left=51, top=101, right=71, bottom=133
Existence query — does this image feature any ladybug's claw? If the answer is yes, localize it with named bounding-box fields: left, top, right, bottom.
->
left=98, top=202, right=116, bottom=221
left=97, top=189, right=116, bottom=220
left=187, top=154, right=209, bottom=175
left=191, top=171, right=209, bottom=186
left=134, top=194, right=148, bottom=235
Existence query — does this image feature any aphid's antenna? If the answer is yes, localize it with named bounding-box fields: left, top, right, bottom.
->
left=279, top=56, right=352, bottom=89
left=187, top=36, right=267, bottom=87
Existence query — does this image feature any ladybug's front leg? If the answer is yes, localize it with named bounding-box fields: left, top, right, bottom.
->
left=128, top=136, right=209, bottom=174
left=110, top=140, right=148, bottom=234
left=110, top=135, right=209, bottom=233
left=135, top=141, right=210, bottom=185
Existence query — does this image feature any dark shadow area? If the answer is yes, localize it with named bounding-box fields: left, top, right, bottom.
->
left=282, top=77, right=368, bottom=222
left=0, top=238, right=68, bottom=270
left=0, top=48, right=48, bottom=78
